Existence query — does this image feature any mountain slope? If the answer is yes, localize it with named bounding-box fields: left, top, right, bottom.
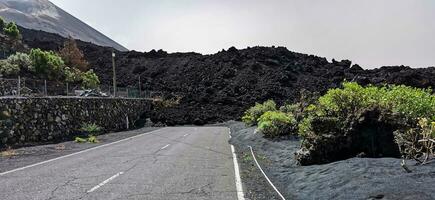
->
left=0, top=0, right=127, bottom=51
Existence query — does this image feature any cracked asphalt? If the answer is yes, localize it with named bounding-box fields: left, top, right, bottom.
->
left=0, top=127, right=239, bottom=200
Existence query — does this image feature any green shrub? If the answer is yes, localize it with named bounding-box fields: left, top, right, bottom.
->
left=257, top=111, right=297, bottom=137
left=3, top=22, right=20, bottom=39
left=296, top=82, right=435, bottom=165
left=280, top=103, right=300, bottom=113
left=87, top=135, right=99, bottom=143
left=64, top=67, right=82, bottom=83
left=7, top=53, right=32, bottom=71
left=315, top=82, right=435, bottom=121
left=0, top=60, right=19, bottom=76
left=74, top=135, right=99, bottom=143
left=81, top=69, right=100, bottom=89
left=29, top=48, right=65, bottom=80
left=242, top=100, right=277, bottom=126
left=80, top=123, right=102, bottom=134
left=74, top=137, right=87, bottom=143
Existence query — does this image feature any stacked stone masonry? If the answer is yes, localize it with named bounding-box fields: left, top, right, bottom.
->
left=0, top=97, right=152, bottom=148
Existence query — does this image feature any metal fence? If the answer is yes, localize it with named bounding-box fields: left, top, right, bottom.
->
left=0, top=77, right=157, bottom=99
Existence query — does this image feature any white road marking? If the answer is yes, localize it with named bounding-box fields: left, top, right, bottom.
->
left=0, top=128, right=166, bottom=176
left=249, top=146, right=286, bottom=200
left=183, top=134, right=189, bottom=137
left=160, top=144, right=170, bottom=150
left=229, top=130, right=245, bottom=200
left=87, top=172, right=124, bottom=193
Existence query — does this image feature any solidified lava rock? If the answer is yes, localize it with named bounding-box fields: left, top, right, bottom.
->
left=17, top=26, right=435, bottom=125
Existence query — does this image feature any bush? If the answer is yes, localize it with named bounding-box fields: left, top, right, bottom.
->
left=7, top=53, right=32, bottom=71
left=395, top=118, right=435, bottom=163
left=3, top=22, right=20, bottom=39
left=0, top=60, right=19, bottom=76
left=29, top=48, right=65, bottom=80
left=242, top=100, right=277, bottom=126
left=315, top=82, right=435, bottom=121
left=59, top=37, right=89, bottom=72
left=80, top=123, right=102, bottom=134
left=74, top=137, right=87, bottom=143
left=87, top=135, right=99, bottom=143
left=296, top=82, right=435, bottom=165
left=81, top=69, right=100, bottom=89
left=64, top=67, right=82, bottom=83
left=257, top=111, right=297, bottom=137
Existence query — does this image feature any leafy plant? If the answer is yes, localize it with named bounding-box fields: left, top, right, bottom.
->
left=257, top=111, right=297, bottom=137
left=0, top=59, right=19, bottom=76
left=80, top=123, right=102, bottom=134
left=87, top=135, right=99, bottom=143
left=7, top=52, right=32, bottom=71
left=296, top=82, right=435, bottom=165
left=29, top=48, right=65, bottom=80
left=242, top=100, right=277, bottom=126
left=81, top=69, right=100, bottom=89
left=64, top=67, right=82, bottom=83
left=75, top=135, right=99, bottom=144
left=74, top=137, right=87, bottom=143
left=3, top=22, right=20, bottom=39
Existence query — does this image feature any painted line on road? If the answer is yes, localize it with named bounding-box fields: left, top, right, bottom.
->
left=249, top=146, right=286, bottom=200
left=160, top=144, right=170, bottom=150
left=229, top=130, right=245, bottom=200
left=183, top=134, right=189, bottom=137
left=0, top=128, right=166, bottom=176
left=87, top=171, right=124, bottom=193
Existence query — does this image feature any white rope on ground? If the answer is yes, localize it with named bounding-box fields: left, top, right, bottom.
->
left=248, top=146, right=286, bottom=200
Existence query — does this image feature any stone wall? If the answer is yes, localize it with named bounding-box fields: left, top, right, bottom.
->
left=0, top=97, right=152, bottom=148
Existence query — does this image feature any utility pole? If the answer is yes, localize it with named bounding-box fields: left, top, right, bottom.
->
left=112, top=50, right=116, bottom=97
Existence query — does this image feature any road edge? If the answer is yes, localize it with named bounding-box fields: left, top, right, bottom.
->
left=0, top=128, right=165, bottom=176
left=229, top=129, right=246, bottom=200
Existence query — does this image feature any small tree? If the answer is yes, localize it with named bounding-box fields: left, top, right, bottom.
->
left=64, top=67, right=82, bottom=83
left=7, top=52, right=32, bottom=71
left=29, top=48, right=65, bottom=80
left=81, top=69, right=100, bottom=89
left=59, top=36, right=89, bottom=72
left=3, top=22, right=20, bottom=40
left=0, top=60, right=20, bottom=76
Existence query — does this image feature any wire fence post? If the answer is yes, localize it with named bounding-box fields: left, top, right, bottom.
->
left=44, top=80, right=47, bottom=96
left=138, top=76, right=142, bottom=98
left=17, top=76, right=21, bottom=97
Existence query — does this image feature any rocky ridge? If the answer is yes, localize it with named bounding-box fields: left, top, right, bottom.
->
left=12, top=26, right=435, bottom=125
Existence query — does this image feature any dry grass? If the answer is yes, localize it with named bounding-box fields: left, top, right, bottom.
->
left=1, top=148, right=18, bottom=158
left=55, top=144, right=66, bottom=150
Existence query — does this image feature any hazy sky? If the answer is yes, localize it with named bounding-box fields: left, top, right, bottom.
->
left=49, top=0, right=435, bottom=68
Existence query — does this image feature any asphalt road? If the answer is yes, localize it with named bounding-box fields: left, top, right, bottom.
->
left=0, top=127, right=241, bottom=200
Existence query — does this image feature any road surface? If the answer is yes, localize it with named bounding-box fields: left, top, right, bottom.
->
left=0, top=127, right=242, bottom=200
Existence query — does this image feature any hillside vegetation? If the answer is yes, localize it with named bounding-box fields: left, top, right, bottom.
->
left=0, top=17, right=100, bottom=90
